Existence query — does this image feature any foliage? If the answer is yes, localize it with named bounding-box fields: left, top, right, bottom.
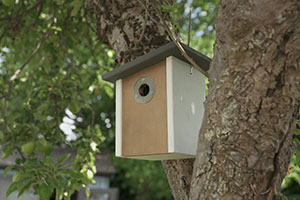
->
left=281, top=154, right=300, bottom=200
left=282, top=113, right=300, bottom=199
left=0, top=0, right=115, bottom=199
left=111, top=157, right=173, bottom=200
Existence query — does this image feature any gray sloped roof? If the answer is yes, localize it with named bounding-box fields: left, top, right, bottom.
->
left=102, top=41, right=211, bottom=83
left=0, top=147, right=116, bottom=175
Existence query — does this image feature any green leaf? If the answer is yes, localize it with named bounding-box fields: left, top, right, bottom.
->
left=55, top=189, right=61, bottom=200
left=280, top=194, right=288, bottom=200
left=85, top=187, right=90, bottom=200
left=0, top=130, right=4, bottom=141
left=33, top=112, right=45, bottom=121
left=103, top=85, right=114, bottom=98
left=13, top=171, right=22, bottom=182
left=295, top=129, right=300, bottom=136
left=2, top=0, right=14, bottom=7
left=6, top=182, right=18, bottom=197
left=64, top=194, right=71, bottom=200
left=36, top=184, right=54, bottom=200
left=45, top=177, right=55, bottom=188
left=294, top=138, right=300, bottom=145
left=44, top=156, right=54, bottom=164
left=68, top=101, right=80, bottom=114
left=2, top=149, right=12, bottom=159
left=296, top=150, right=300, bottom=167
left=3, top=165, right=13, bottom=176
left=160, top=4, right=177, bottom=12
left=18, top=179, right=34, bottom=197
left=54, top=0, right=64, bottom=5
left=64, top=170, right=84, bottom=179
left=71, top=0, right=82, bottom=16
left=58, top=153, right=70, bottom=164
left=21, top=141, right=36, bottom=156
left=37, top=139, right=53, bottom=156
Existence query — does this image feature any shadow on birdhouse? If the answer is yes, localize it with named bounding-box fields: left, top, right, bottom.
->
left=102, top=41, right=210, bottom=160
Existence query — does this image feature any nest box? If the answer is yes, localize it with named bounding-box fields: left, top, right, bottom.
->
left=102, top=42, right=210, bottom=160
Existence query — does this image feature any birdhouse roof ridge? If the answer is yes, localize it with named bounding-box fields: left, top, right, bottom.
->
left=102, top=41, right=211, bottom=83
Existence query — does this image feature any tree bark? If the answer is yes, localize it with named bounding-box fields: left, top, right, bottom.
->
left=189, top=0, right=300, bottom=199
left=85, top=0, right=168, bottom=65
left=86, top=0, right=300, bottom=200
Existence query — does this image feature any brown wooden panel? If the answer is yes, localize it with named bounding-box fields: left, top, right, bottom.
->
left=122, top=61, right=168, bottom=156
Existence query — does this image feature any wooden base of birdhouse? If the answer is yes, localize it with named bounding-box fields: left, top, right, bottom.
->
left=115, top=56, right=206, bottom=161
left=120, top=153, right=196, bottom=161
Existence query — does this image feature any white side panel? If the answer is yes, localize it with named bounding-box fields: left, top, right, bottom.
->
left=166, top=58, right=175, bottom=153
left=167, top=56, right=206, bottom=156
left=115, top=79, right=122, bottom=157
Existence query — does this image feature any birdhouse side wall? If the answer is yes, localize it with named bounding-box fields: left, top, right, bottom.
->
left=166, top=56, right=206, bottom=156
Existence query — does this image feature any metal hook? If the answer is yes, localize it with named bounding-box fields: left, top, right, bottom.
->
left=190, top=66, right=193, bottom=75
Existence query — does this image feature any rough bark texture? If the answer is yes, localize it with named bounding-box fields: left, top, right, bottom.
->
left=87, top=0, right=300, bottom=200
left=85, top=0, right=168, bottom=65
left=85, top=1, right=194, bottom=199
left=189, top=0, right=300, bottom=199
left=162, top=159, right=194, bottom=200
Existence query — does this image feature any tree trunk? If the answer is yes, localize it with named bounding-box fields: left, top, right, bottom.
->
left=85, top=0, right=168, bottom=65
left=86, top=0, right=300, bottom=200
left=189, top=0, right=300, bottom=199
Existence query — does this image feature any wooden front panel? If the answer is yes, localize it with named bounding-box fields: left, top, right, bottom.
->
left=122, top=61, right=168, bottom=156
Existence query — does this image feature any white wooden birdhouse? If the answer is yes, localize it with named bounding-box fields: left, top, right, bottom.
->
left=102, top=42, right=210, bottom=160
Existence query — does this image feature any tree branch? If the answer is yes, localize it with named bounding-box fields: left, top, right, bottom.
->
left=188, top=7, right=191, bottom=46
left=2, top=30, right=50, bottom=132
left=3, top=98, right=9, bottom=132
left=28, top=0, right=44, bottom=28
left=22, top=0, right=43, bottom=17
left=60, top=35, right=78, bottom=80
left=16, top=147, right=26, bottom=161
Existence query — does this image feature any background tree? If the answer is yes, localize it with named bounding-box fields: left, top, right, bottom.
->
left=1, top=0, right=300, bottom=200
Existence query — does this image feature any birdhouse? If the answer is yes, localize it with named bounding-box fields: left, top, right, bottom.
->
left=102, top=42, right=210, bottom=160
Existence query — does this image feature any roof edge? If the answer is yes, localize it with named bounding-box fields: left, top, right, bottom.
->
left=102, top=41, right=211, bottom=83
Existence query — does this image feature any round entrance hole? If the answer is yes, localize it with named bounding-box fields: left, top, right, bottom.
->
left=134, top=77, right=155, bottom=104
left=138, top=84, right=150, bottom=97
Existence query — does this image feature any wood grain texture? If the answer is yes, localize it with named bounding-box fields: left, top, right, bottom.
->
left=122, top=61, right=168, bottom=156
